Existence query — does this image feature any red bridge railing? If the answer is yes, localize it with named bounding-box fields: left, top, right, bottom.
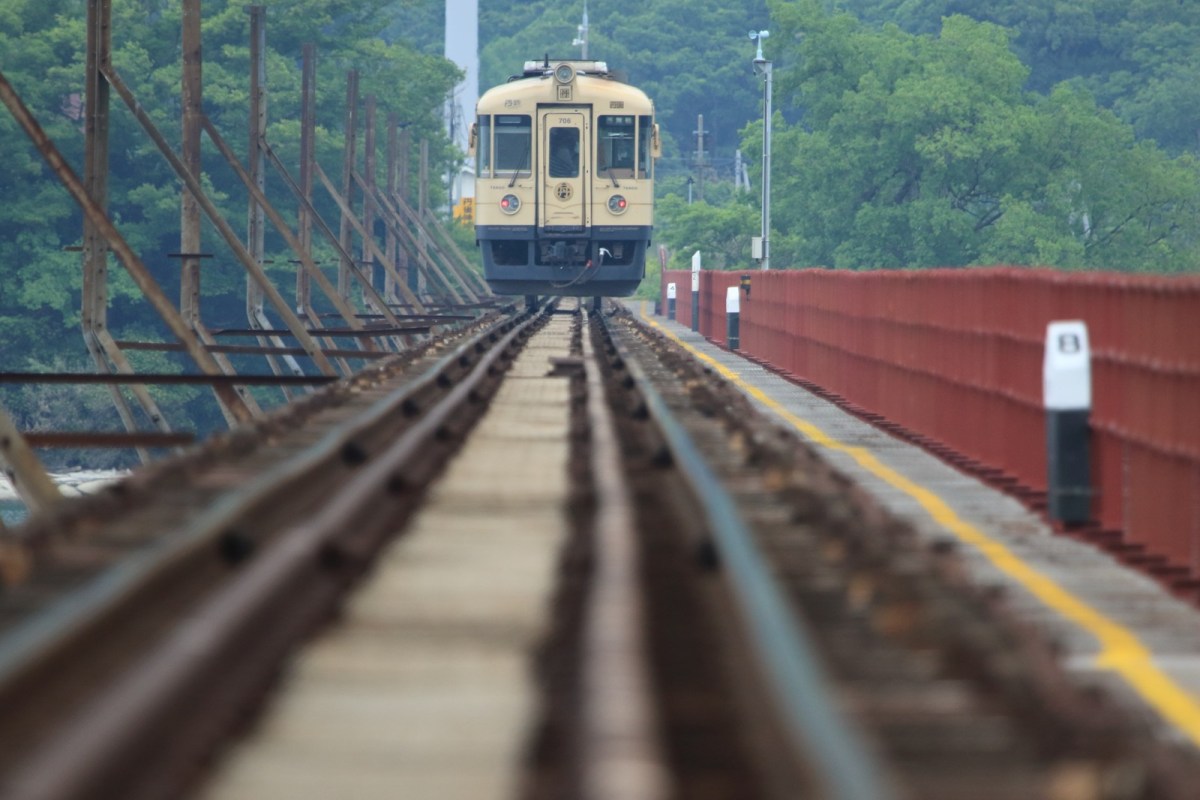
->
left=660, top=267, right=1200, bottom=591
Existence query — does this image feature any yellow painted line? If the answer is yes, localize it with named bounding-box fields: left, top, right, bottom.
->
left=637, top=301, right=1200, bottom=746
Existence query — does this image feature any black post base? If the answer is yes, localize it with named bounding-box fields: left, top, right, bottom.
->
left=1046, top=408, right=1091, bottom=523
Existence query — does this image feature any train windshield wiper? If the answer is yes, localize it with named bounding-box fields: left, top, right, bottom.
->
left=508, top=144, right=531, bottom=187
left=604, top=166, right=620, bottom=188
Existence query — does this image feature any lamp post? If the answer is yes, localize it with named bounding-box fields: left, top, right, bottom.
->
left=750, top=30, right=771, bottom=271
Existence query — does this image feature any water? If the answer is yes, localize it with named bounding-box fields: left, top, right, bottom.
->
left=1, top=501, right=26, bottom=526
left=0, top=470, right=126, bottom=527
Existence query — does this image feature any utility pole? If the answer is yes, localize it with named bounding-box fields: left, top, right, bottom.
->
left=573, top=0, right=590, bottom=58
left=693, top=113, right=707, bottom=203
left=735, top=148, right=750, bottom=191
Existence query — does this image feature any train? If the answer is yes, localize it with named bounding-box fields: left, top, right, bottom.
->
left=470, top=58, right=659, bottom=301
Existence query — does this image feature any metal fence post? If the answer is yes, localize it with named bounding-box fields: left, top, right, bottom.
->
left=691, top=252, right=700, bottom=332
left=727, top=286, right=740, bottom=350
left=1044, top=320, right=1092, bottom=524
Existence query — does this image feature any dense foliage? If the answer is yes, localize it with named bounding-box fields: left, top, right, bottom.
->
left=0, top=0, right=458, bottom=456
left=839, top=0, right=1200, bottom=155
left=760, top=3, right=1200, bottom=270
left=653, top=0, right=1200, bottom=274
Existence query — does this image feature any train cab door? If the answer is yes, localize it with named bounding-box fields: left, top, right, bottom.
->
left=539, top=109, right=588, bottom=231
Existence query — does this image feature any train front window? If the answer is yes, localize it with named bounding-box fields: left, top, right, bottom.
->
left=549, top=127, right=579, bottom=178
left=638, top=115, right=653, bottom=178
left=475, top=116, right=492, bottom=177
left=494, top=115, right=531, bottom=175
left=597, top=116, right=635, bottom=177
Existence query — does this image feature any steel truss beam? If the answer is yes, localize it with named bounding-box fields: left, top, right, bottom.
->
left=1, top=0, right=490, bottom=469
left=0, top=70, right=256, bottom=423
left=356, top=170, right=483, bottom=302
left=84, top=0, right=176, bottom=461
left=246, top=5, right=302, bottom=394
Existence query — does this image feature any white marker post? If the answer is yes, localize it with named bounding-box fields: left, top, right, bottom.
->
left=667, top=282, right=677, bottom=321
left=1043, top=320, right=1092, bottom=524
left=726, top=286, right=741, bottom=350
left=691, top=251, right=701, bottom=332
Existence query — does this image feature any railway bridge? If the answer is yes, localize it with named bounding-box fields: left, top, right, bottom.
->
left=3, top=3, right=1200, bottom=799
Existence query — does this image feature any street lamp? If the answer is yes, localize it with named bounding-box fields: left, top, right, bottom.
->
left=749, top=30, right=771, bottom=271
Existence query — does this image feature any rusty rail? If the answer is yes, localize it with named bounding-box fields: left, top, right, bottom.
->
left=0, top=306, right=542, bottom=799
left=596, top=309, right=897, bottom=800
left=578, top=310, right=669, bottom=800
left=618, top=302, right=1200, bottom=797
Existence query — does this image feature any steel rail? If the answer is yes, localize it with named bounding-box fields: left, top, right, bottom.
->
left=0, top=308, right=525, bottom=683
left=112, top=340, right=396, bottom=359
left=207, top=325, right=433, bottom=336
left=579, top=310, right=669, bottom=800
left=0, top=308, right=544, bottom=799
left=22, top=432, right=195, bottom=448
left=4, top=317, right=535, bottom=799
left=599, top=312, right=899, bottom=800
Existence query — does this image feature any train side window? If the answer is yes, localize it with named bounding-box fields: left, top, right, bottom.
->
left=475, top=116, right=492, bottom=177
left=597, top=115, right=635, bottom=178
left=549, top=127, right=579, bottom=178
left=494, top=114, right=532, bottom=175
left=638, top=116, right=653, bottom=179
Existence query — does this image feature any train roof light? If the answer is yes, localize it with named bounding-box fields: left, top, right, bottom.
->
left=554, top=63, right=576, bottom=83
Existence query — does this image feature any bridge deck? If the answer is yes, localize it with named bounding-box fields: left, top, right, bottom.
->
left=636, top=301, right=1200, bottom=750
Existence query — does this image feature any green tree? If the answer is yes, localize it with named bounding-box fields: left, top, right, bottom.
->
left=656, top=195, right=759, bottom=271
left=839, top=0, right=1200, bottom=155
left=753, top=1, right=1200, bottom=271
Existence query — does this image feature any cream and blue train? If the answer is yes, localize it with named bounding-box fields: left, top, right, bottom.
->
left=471, top=59, right=659, bottom=298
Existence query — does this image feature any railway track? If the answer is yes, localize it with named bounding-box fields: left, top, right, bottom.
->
left=0, top=302, right=535, bottom=798
left=0, top=300, right=1196, bottom=799
left=591, top=305, right=1200, bottom=799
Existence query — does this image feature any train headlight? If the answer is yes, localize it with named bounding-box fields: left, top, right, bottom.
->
left=500, top=194, right=521, bottom=214
left=554, top=63, right=575, bottom=84
left=607, top=194, right=628, bottom=214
